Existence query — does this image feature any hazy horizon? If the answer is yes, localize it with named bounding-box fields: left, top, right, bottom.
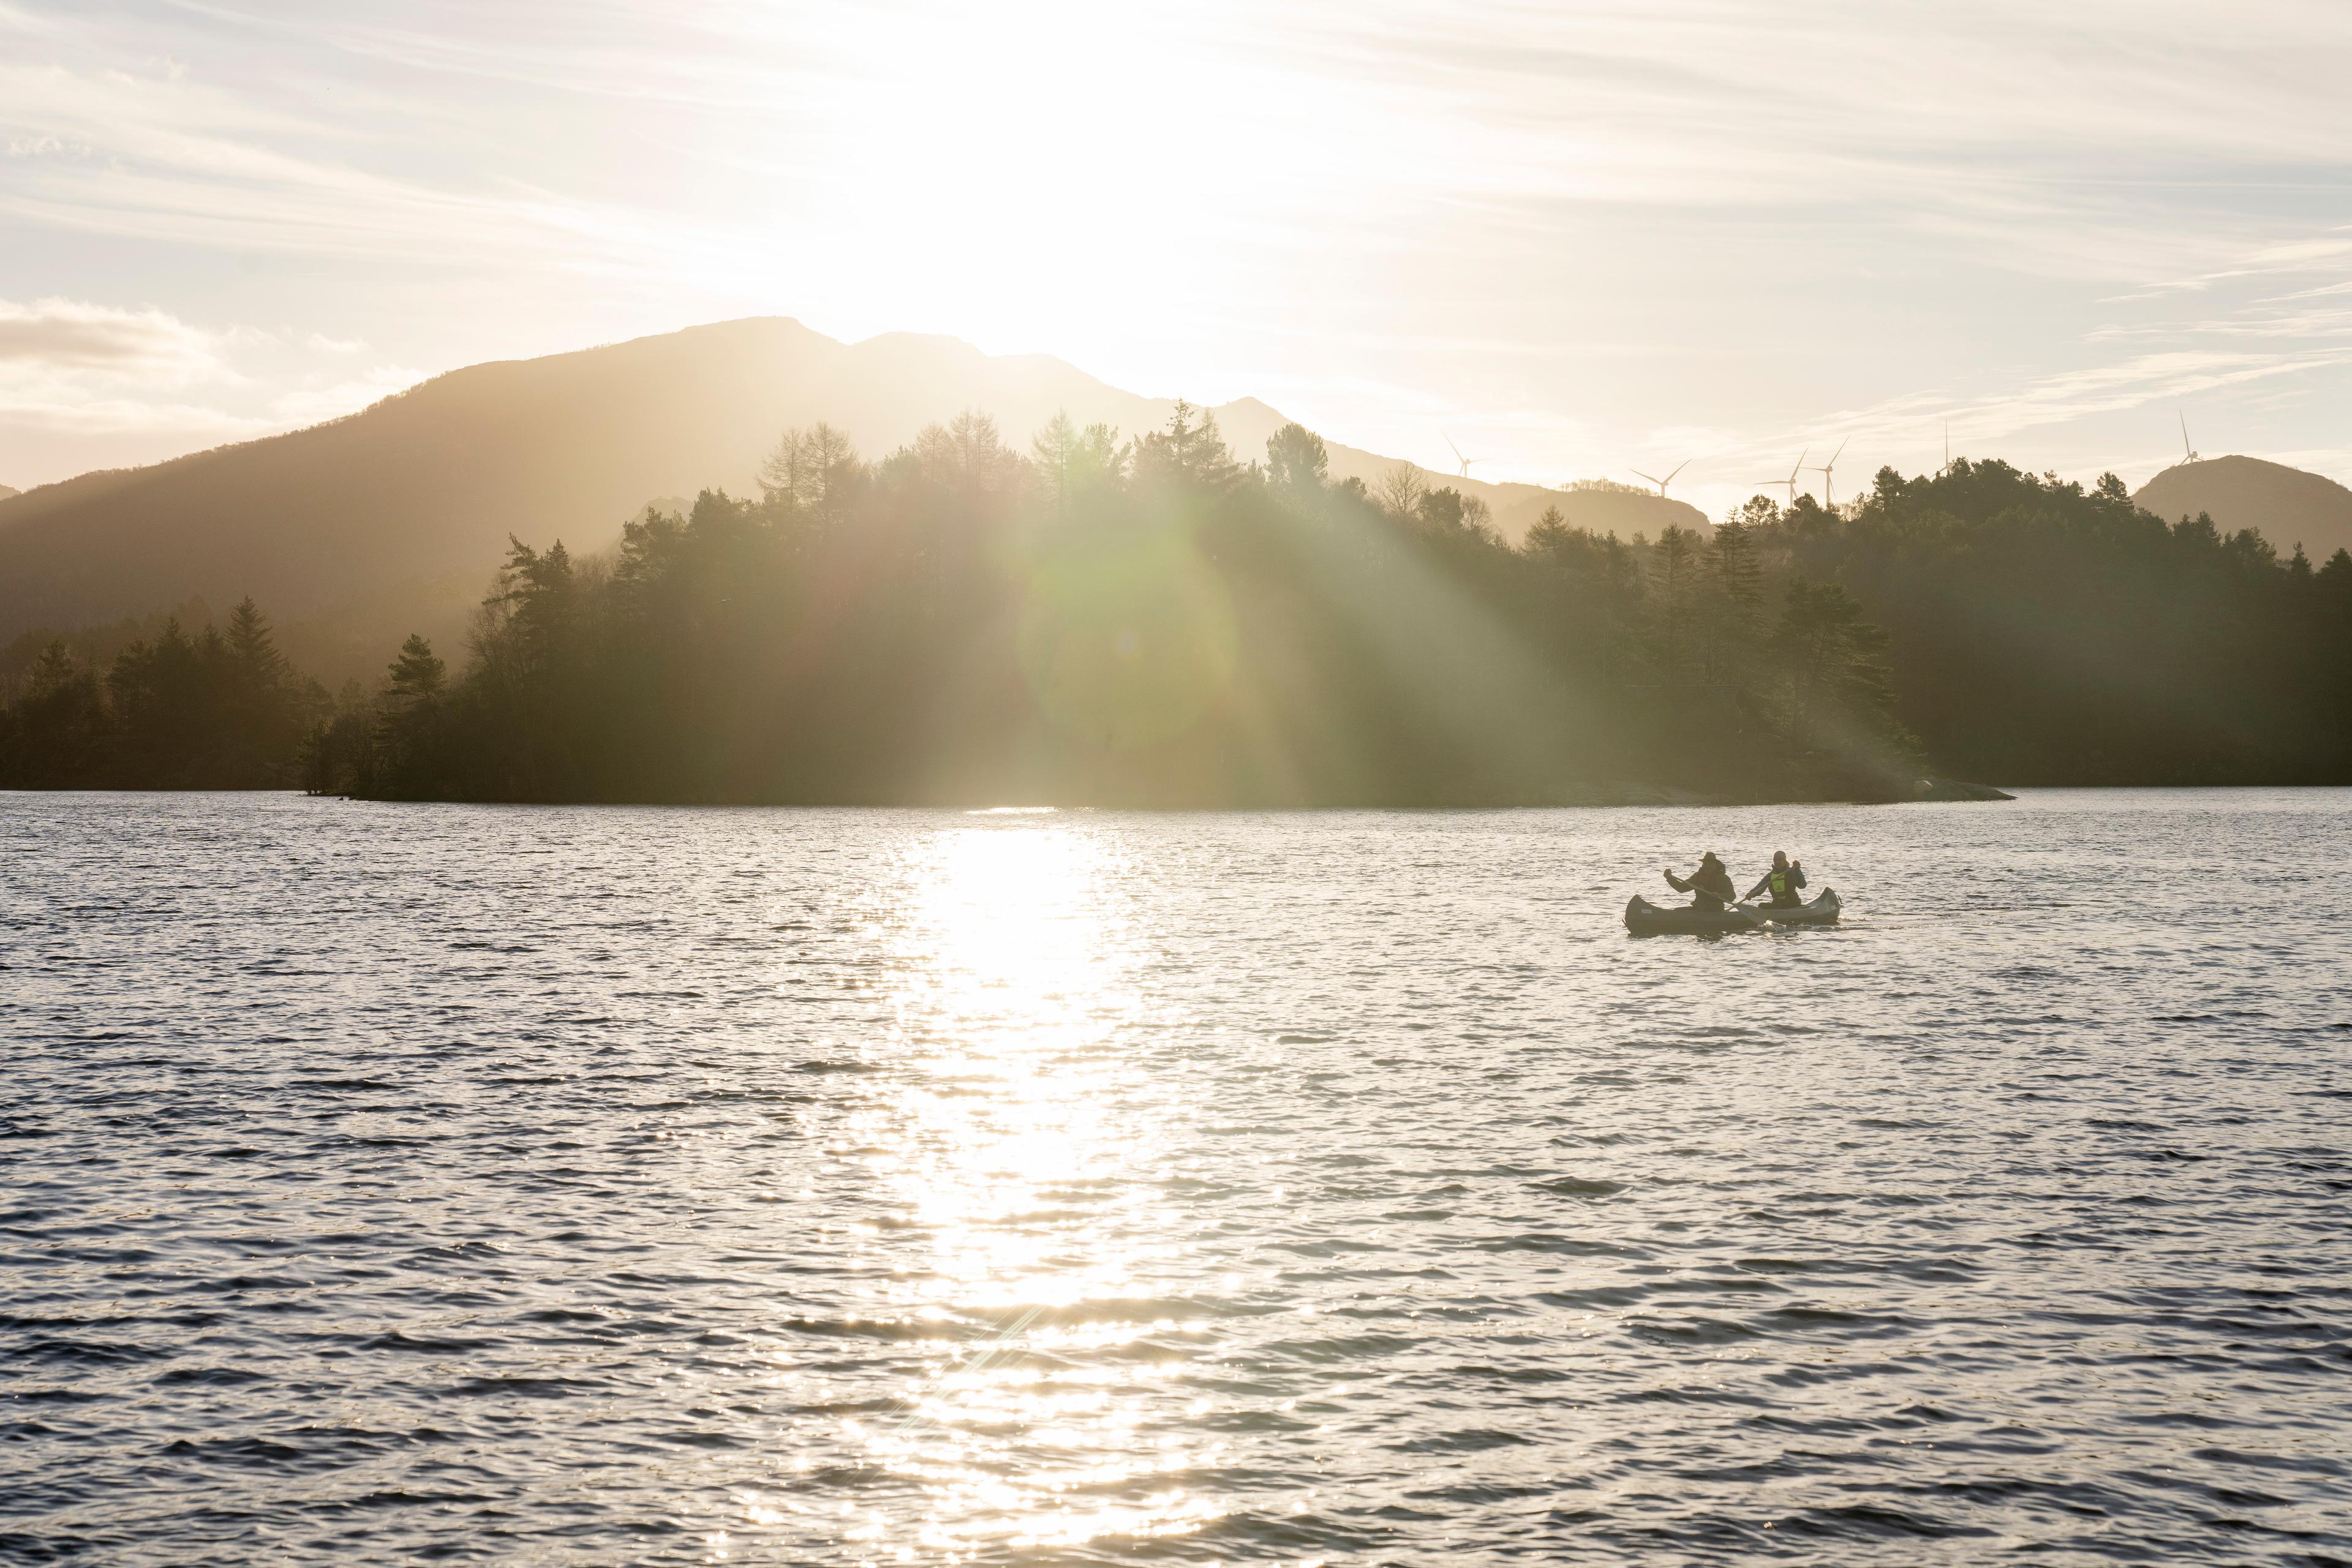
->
left=9, top=2, right=2352, bottom=515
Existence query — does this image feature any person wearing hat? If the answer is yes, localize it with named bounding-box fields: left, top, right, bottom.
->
left=1664, top=852, right=1736, bottom=911
left=1743, top=851, right=1807, bottom=909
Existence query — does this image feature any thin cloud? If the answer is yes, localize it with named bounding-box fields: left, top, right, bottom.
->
left=0, top=296, right=270, bottom=454
left=0, top=296, right=232, bottom=381
left=10, top=0, right=2352, bottom=495
left=0, top=47, right=691, bottom=272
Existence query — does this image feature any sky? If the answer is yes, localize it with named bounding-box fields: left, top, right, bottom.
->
left=6, top=0, right=2352, bottom=518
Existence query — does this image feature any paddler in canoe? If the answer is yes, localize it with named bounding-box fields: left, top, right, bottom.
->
left=1743, top=851, right=1806, bottom=910
left=1663, top=852, right=1736, bottom=910
left=1632, top=851, right=1839, bottom=933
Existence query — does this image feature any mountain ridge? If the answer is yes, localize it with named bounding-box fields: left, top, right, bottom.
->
left=0, top=318, right=1709, bottom=673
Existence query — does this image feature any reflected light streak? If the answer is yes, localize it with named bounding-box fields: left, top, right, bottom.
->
left=835, top=821, right=1214, bottom=1556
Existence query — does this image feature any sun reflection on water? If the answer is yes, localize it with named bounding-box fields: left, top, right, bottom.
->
left=834, top=820, right=1214, bottom=1557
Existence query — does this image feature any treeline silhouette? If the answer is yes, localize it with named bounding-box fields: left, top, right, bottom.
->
left=5, top=409, right=2348, bottom=800
left=1778, top=462, right=2352, bottom=783
left=0, top=598, right=330, bottom=788
left=296, top=407, right=1920, bottom=805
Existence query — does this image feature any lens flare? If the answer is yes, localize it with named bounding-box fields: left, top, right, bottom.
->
left=1016, top=520, right=1238, bottom=752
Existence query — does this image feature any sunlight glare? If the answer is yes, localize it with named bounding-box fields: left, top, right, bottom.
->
left=832, top=821, right=1212, bottom=1555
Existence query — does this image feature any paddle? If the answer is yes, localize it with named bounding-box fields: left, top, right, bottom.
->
left=1664, top=866, right=1748, bottom=913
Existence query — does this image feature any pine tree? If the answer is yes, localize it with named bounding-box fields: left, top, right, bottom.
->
left=225, top=597, right=287, bottom=685
left=28, top=640, right=78, bottom=696
left=0, top=643, right=107, bottom=787
left=1129, top=402, right=1240, bottom=494
left=1699, top=520, right=1765, bottom=681
left=1265, top=423, right=1329, bottom=496
left=1771, top=578, right=1899, bottom=746
left=1031, top=413, right=1124, bottom=515
left=386, top=634, right=446, bottom=703
left=1648, top=525, right=1701, bottom=677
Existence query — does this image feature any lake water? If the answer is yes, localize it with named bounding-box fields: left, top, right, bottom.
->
left=4, top=790, right=2350, bottom=1566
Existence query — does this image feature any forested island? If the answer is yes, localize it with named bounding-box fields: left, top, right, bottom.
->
left=4, top=407, right=2349, bottom=804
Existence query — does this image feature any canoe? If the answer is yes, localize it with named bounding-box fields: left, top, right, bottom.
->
left=1759, top=888, right=1841, bottom=925
left=1623, top=895, right=1768, bottom=935
left=1623, top=887, right=1842, bottom=935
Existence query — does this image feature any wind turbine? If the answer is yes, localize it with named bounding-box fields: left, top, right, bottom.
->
left=1808, top=438, right=1849, bottom=507
left=1629, top=459, right=1691, bottom=499
left=1747, top=448, right=1809, bottom=507
left=2178, top=411, right=2199, bottom=464
left=1441, top=430, right=1485, bottom=480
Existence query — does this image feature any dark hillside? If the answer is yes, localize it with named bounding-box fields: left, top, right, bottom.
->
left=1799, top=461, right=2352, bottom=783
left=0, top=319, right=846, bottom=640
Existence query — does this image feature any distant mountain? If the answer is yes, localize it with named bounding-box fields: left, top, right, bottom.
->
left=0, top=483, right=17, bottom=502
left=2133, top=455, right=2352, bottom=564
left=1200, top=400, right=1711, bottom=543
left=0, top=318, right=1704, bottom=676
left=1490, top=483, right=1713, bottom=543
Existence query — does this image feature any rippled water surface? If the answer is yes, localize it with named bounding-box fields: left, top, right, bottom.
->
left=6, top=790, right=2351, bottom=1566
